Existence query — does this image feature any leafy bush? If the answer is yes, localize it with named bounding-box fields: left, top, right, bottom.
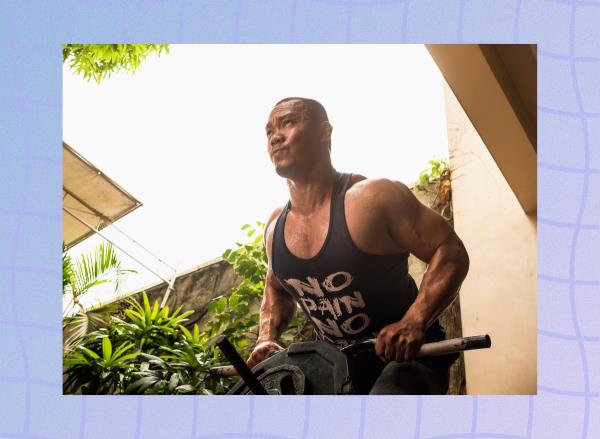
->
left=62, top=241, right=136, bottom=349
left=416, top=158, right=450, bottom=190
left=63, top=291, right=217, bottom=395
left=63, top=222, right=315, bottom=395
left=63, top=44, right=169, bottom=83
left=120, top=292, right=194, bottom=354
left=207, top=222, right=314, bottom=361
left=63, top=241, right=135, bottom=313
left=205, top=222, right=267, bottom=358
left=64, top=333, right=139, bottom=395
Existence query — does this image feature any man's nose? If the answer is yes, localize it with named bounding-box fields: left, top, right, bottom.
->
left=270, top=132, right=284, bottom=147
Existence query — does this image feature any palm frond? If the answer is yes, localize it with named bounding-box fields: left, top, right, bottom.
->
left=70, top=241, right=137, bottom=300
left=62, top=245, right=75, bottom=296
left=63, top=302, right=121, bottom=350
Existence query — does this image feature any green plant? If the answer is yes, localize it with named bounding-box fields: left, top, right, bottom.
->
left=62, top=246, right=74, bottom=293
left=204, top=223, right=313, bottom=372
left=63, top=291, right=224, bottom=395
left=62, top=241, right=136, bottom=349
left=415, top=157, right=453, bottom=221
left=416, top=158, right=450, bottom=190
left=63, top=301, right=122, bottom=351
left=205, top=222, right=267, bottom=359
left=63, top=222, right=317, bottom=395
left=125, top=352, right=196, bottom=395
left=119, top=292, right=194, bottom=354
left=63, top=44, right=169, bottom=83
left=63, top=241, right=135, bottom=313
left=63, top=335, right=139, bottom=394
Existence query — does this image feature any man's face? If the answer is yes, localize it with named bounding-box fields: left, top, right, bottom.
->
left=265, top=100, right=322, bottom=178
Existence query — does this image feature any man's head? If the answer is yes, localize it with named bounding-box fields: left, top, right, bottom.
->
left=265, top=97, right=333, bottom=178
left=274, top=97, right=329, bottom=128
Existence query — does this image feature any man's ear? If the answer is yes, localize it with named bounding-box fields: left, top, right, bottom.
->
left=320, top=121, right=333, bottom=142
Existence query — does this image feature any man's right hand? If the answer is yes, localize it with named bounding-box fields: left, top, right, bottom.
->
left=247, top=340, right=283, bottom=368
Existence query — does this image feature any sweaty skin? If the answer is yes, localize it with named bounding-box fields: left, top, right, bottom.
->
left=247, top=99, right=469, bottom=367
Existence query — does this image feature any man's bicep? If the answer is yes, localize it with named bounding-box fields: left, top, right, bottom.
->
left=265, top=269, right=286, bottom=295
left=264, top=270, right=297, bottom=314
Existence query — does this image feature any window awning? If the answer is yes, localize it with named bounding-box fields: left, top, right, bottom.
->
left=63, top=141, right=142, bottom=249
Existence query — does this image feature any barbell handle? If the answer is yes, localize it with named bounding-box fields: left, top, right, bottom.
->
left=343, top=334, right=491, bottom=357
left=210, top=335, right=491, bottom=377
left=415, top=334, right=491, bottom=358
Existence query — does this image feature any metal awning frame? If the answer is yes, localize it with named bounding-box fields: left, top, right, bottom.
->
left=63, top=141, right=143, bottom=249
left=63, top=203, right=177, bottom=309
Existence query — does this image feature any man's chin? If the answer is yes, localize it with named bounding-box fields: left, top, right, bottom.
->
left=274, top=163, right=294, bottom=178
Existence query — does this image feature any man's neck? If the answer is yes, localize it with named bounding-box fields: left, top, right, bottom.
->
left=286, top=166, right=338, bottom=216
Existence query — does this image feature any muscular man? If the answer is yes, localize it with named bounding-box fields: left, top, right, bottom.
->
left=247, top=97, right=469, bottom=394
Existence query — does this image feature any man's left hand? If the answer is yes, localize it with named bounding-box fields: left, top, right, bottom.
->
left=375, top=318, right=426, bottom=362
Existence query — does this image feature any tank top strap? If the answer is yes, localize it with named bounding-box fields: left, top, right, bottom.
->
left=331, top=172, right=350, bottom=211
left=272, top=200, right=289, bottom=271
left=333, top=172, right=352, bottom=198
left=330, top=172, right=353, bottom=240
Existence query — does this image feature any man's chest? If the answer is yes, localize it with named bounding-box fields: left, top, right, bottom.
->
left=283, top=194, right=401, bottom=259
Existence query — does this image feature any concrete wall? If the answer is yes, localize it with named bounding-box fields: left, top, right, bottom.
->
left=444, top=83, right=537, bottom=394
left=123, top=258, right=241, bottom=328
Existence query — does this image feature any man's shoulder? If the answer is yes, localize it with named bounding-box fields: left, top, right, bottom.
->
left=264, top=205, right=285, bottom=239
left=266, top=205, right=285, bottom=224
left=263, top=205, right=286, bottom=259
left=347, top=175, right=410, bottom=199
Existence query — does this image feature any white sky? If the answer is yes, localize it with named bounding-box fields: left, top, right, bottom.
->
left=63, top=44, right=448, bottom=309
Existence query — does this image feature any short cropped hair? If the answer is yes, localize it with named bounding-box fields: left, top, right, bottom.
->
left=274, top=97, right=329, bottom=123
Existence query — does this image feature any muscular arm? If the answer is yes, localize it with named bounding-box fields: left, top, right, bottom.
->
left=256, top=270, right=296, bottom=344
left=247, top=208, right=297, bottom=367
left=373, top=179, right=469, bottom=361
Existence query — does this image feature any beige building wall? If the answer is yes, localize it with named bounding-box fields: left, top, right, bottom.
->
left=444, top=83, right=537, bottom=394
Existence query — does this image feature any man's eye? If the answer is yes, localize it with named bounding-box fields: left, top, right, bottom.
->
left=283, top=119, right=294, bottom=126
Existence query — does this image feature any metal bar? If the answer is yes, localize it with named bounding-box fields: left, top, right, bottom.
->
left=160, top=273, right=177, bottom=308
left=414, top=334, right=491, bottom=358
left=108, top=221, right=177, bottom=272
left=214, top=335, right=267, bottom=395
left=63, top=206, right=172, bottom=285
left=63, top=187, right=110, bottom=226
left=211, top=335, right=492, bottom=377
left=64, top=188, right=175, bottom=272
left=344, top=334, right=492, bottom=358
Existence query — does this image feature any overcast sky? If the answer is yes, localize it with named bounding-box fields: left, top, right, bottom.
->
left=63, top=44, right=449, bottom=309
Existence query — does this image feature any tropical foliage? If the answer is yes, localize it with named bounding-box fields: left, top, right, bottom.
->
left=64, top=291, right=207, bottom=394
left=63, top=44, right=169, bottom=83
left=62, top=241, right=136, bottom=348
left=63, top=241, right=134, bottom=311
left=208, top=222, right=313, bottom=362
left=63, top=223, right=314, bottom=395
left=64, top=333, right=139, bottom=394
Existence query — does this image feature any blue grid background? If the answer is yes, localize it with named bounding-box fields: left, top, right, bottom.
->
left=1, top=0, right=598, bottom=438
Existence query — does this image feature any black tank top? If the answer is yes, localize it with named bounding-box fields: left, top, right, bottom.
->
left=272, top=172, right=445, bottom=348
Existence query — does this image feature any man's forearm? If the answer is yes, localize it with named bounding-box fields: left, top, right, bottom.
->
left=404, top=238, right=469, bottom=329
left=257, top=287, right=297, bottom=343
